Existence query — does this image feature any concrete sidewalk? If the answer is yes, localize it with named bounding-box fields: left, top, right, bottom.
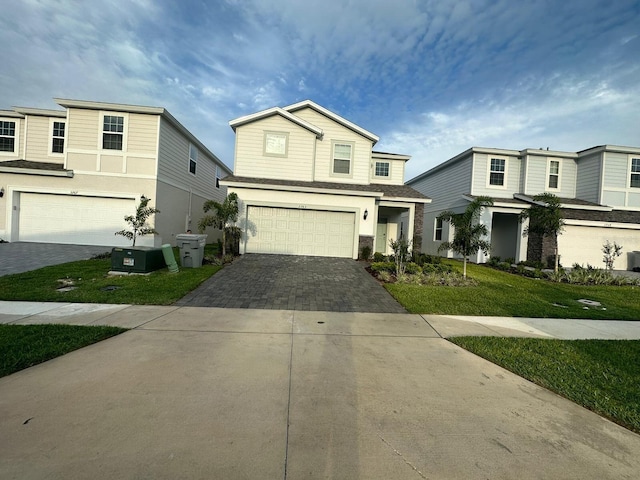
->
left=1, top=303, right=640, bottom=478
left=2, top=301, right=640, bottom=340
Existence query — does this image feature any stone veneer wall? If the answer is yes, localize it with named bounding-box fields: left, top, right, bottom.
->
left=358, top=235, right=374, bottom=259
left=412, top=202, right=424, bottom=253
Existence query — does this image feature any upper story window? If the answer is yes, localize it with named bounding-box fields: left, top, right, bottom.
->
left=332, top=141, right=353, bottom=176
left=189, top=144, right=197, bottom=175
left=215, top=165, right=221, bottom=188
left=548, top=160, right=560, bottom=189
left=0, top=121, right=16, bottom=152
left=434, top=217, right=443, bottom=241
left=103, top=115, right=124, bottom=150
left=52, top=121, right=65, bottom=154
left=489, top=157, right=506, bottom=186
left=264, top=131, right=288, bottom=157
left=374, top=161, right=390, bottom=177
left=631, top=158, right=640, bottom=188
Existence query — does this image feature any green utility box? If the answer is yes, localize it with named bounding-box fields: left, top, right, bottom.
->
left=111, top=247, right=166, bottom=273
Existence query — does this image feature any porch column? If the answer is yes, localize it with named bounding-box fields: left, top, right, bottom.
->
left=477, top=207, right=493, bottom=263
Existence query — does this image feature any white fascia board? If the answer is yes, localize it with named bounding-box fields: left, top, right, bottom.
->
left=13, top=107, right=66, bottom=118
left=0, top=110, right=25, bottom=119
left=0, top=166, right=73, bottom=177
left=283, top=100, right=379, bottom=144
left=229, top=107, right=323, bottom=138
left=220, top=180, right=382, bottom=198
left=54, top=98, right=165, bottom=115
left=578, top=145, right=640, bottom=156
left=464, top=194, right=527, bottom=209
left=520, top=148, right=578, bottom=159
left=372, top=152, right=411, bottom=161
left=565, top=219, right=640, bottom=230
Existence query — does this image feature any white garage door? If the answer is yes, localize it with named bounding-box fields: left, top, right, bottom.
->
left=559, top=225, right=640, bottom=270
left=246, top=206, right=355, bottom=258
left=19, top=193, right=135, bottom=246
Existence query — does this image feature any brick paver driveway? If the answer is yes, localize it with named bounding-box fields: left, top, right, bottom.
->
left=175, top=254, right=407, bottom=313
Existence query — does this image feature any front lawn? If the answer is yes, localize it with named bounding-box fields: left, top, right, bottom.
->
left=386, top=261, right=640, bottom=319
left=449, top=337, right=640, bottom=433
left=0, top=257, right=221, bottom=305
left=0, top=324, right=127, bottom=377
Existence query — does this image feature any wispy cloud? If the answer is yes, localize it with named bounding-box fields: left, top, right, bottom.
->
left=1, top=0, right=638, bottom=173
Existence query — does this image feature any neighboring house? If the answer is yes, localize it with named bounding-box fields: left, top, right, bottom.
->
left=0, top=99, right=231, bottom=247
left=407, top=145, right=640, bottom=270
left=221, top=100, right=430, bottom=259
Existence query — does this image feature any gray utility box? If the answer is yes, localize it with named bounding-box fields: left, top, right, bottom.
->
left=111, top=247, right=165, bottom=273
left=176, top=234, right=207, bottom=268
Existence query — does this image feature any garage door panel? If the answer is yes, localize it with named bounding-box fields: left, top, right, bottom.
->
left=558, top=225, right=640, bottom=270
left=247, top=206, right=355, bottom=258
left=19, top=193, right=135, bottom=246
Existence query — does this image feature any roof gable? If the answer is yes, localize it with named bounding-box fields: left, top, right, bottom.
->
left=283, top=100, right=379, bottom=144
left=229, top=106, right=323, bottom=138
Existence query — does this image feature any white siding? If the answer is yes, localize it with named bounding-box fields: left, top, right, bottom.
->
left=472, top=153, right=521, bottom=197
left=66, top=108, right=99, bottom=151
left=524, top=155, right=577, bottom=198
left=576, top=152, right=601, bottom=203
left=370, top=159, right=405, bottom=185
left=292, top=107, right=374, bottom=185
left=158, top=118, right=225, bottom=201
left=233, top=115, right=316, bottom=181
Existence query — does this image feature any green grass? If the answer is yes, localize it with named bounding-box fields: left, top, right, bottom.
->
left=386, top=260, right=640, bottom=319
left=0, top=256, right=222, bottom=305
left=0, top=324, right=126, bottom=377
left=449, top=337, right=640, bottom=433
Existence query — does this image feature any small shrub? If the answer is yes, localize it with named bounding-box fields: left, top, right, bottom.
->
left=360, top=245, right=372, bottom=261
left=602, top=240, right=623, bottom=271
left=370, top=261, right=395, bottom=273
left=404, top=262, right=422, bottom=275
left=373, top=252, right=386, bottom=262
left=487, top=256, right=501, bottom=267
left=412, top=253, right=443, bottom=266
left=377, top=270, right=393, bottom=283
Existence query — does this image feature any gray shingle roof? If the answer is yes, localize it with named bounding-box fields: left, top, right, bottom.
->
left=0, top=160, right=70, bottom=172
left=222, top=175, right=430, bottom=200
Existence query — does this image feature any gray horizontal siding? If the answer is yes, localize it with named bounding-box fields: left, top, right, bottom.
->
left=576, top=152, right=601, bottom=203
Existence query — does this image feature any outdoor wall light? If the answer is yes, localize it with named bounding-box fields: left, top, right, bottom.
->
left=141, top=194, right=147, bottom=201
left=363, top=209, right=368, bottom=220
left=0, top=187, right=4, bottom=198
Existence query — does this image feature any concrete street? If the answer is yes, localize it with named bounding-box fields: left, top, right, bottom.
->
left=1, top=303, right=640, bottom=479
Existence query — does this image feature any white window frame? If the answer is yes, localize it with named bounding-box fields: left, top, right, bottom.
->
left=546, top=158, right=561, bottom=191
left=487, top=156, right=507, bottom=189
left=630, top=155, right=640, bottom=189
left=434, top=217, right=443, bottom=241
left=331, top=140, right=354, bottom=177
left=374, top=161, right=390, bottom=178
left=100, top=112, right=126, bottom=151
left=263, top=131, right=288, bottom=157
left=0, top=119, right=18, bottom=155
left=50, top=118, right=65, bottom=155
left=189, top=144, right=198, bottom=175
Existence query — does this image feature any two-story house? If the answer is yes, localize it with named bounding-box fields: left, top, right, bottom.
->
left=407, top=145, right=640, bottom=270
left=221, top=100, right=430, bottom=259
left=0, top=98, right=231, bottom=247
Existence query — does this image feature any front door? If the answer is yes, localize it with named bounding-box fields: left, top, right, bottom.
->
left=375, top=219, right=388, bottom=253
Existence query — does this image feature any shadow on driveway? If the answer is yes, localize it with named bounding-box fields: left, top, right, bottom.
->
left=175, top=254, right=407, bottom=313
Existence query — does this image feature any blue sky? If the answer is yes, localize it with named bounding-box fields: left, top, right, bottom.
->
left=1, top=0, right=638, bottom=179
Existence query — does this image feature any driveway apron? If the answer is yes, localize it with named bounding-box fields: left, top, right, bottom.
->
left=175, top=254, right=407, bottom=313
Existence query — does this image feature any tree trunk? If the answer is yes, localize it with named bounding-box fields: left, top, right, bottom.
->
left=554, top=240, right=559, bottom=273
left=463, top=256, right=467, bottom=278
left=221, top=229, right=226, bottom=256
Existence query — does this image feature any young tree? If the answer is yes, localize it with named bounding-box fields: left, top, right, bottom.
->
left=198, top=192, right=239, bottom=256
left=437, top=196, right=493, bottom=278
left=115, top=197, right=160, bottom=247
left=602, top=240, right=623, bottom=271
left=519, top=193, right=565, bottom=272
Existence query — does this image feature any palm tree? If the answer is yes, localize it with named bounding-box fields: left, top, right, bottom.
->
left=519, top=193, right=565, bottom=272
left=437, top=196, right=493, bottom=278
left=115, top=196, right=160, bottom=247
left=198, top=192, right=239, bottom=256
